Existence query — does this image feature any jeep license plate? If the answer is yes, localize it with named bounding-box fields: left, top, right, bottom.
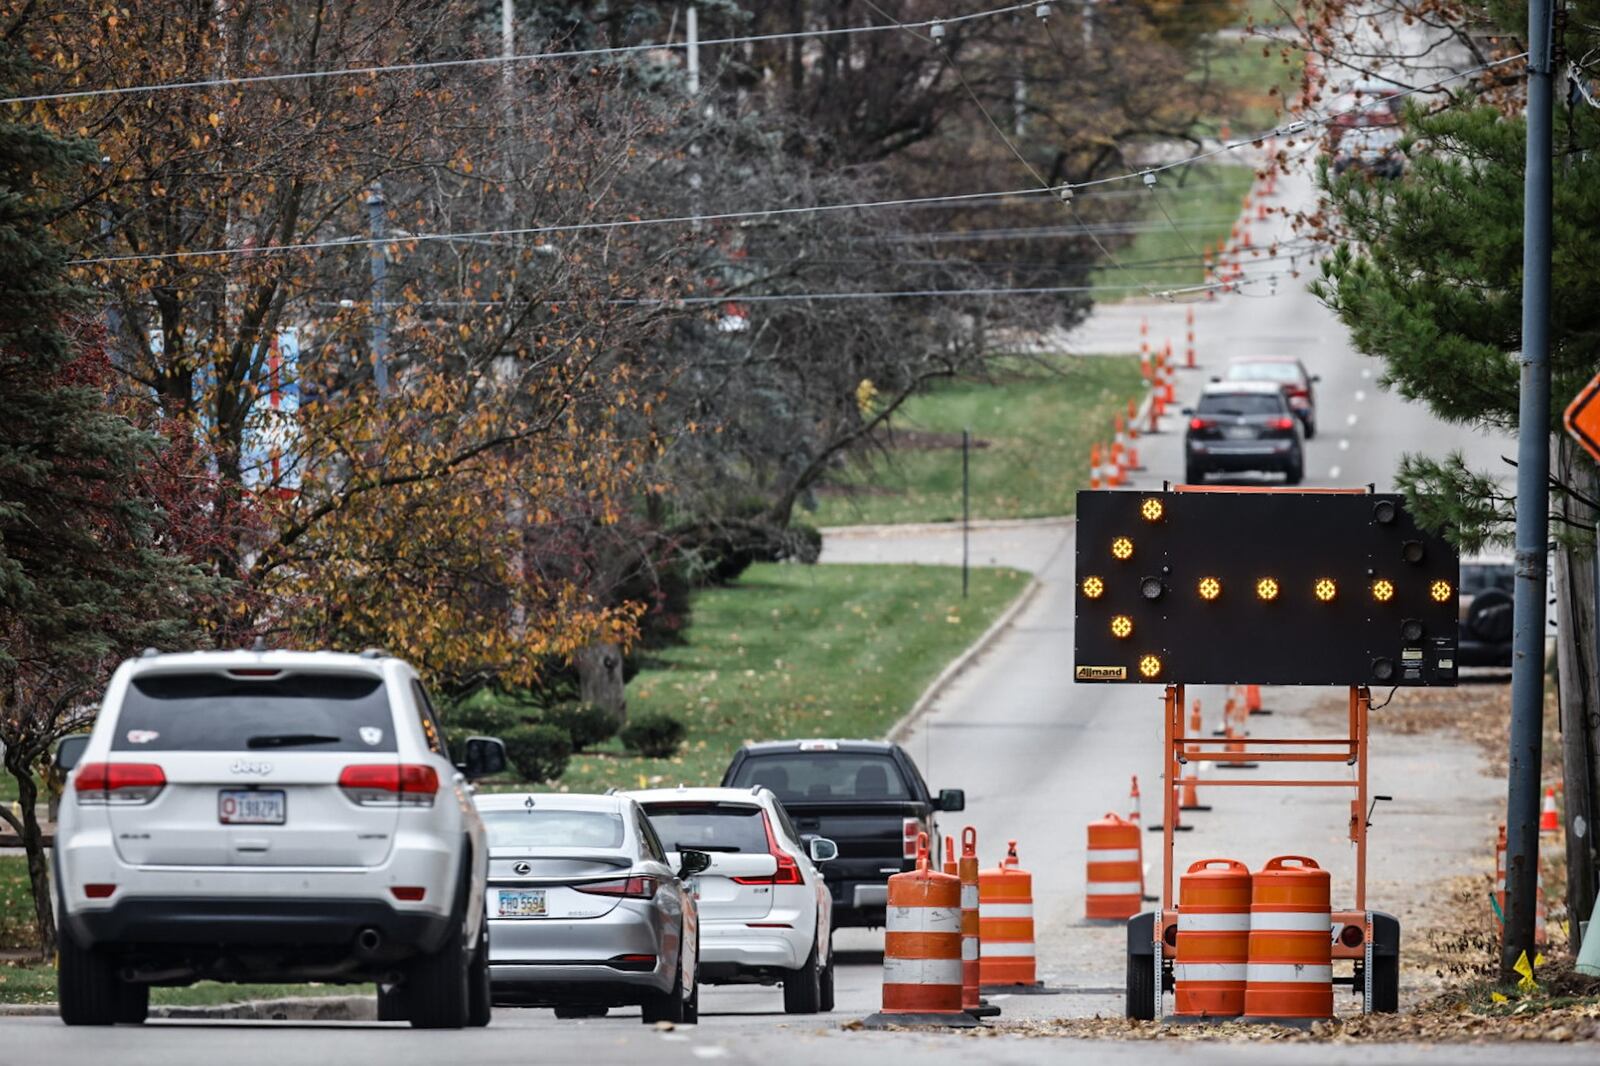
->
left=218, top=789, right=286, bottom=825
left=497, top=889, right=547, bottom=917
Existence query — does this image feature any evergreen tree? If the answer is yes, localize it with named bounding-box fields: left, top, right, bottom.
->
left=0, top=40, right=213, bottom=956
left=1312, top=59, right=1600, bottom=926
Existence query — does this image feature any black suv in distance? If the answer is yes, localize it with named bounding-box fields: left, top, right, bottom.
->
left=721, top=740, right=963, bottom=929
left=1184, top=381, right=1305, bottom=485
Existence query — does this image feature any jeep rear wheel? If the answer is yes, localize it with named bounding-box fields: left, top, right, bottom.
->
left=58, top=923, right=123, bottom=1026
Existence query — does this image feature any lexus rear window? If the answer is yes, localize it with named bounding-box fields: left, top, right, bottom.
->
left=112, top=673, right=397, bottom=752
left=727, top=753, right=911, bottom=802
left=1197, top=393, right=1286, bottom=416
left=641, top=803, right=768, bottom=853
left=482, top=810, right=625, bottom=849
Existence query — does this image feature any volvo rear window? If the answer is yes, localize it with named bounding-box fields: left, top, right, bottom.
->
left=112, top=673, right=397, bottom=752
left=728, top=753, right=911, bottom=802
left=641, top=803, right=768, bottom=853
left=1196, top=392, right=1287, bottom=416
left=482, top=810, right=625, bottom=849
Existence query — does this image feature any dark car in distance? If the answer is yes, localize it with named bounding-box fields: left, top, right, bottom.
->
left=1333, top=125, right=1404, bottom=180
left=720, top=740, right=962, bottom=929
left=1183, top=382, right=1305, bottom=485
left=1222, top=355, right=1320, bottom=438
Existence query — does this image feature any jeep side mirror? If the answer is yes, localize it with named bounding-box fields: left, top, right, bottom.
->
left=461, top=736, right=508, bottom=780
left=55, top=735, right=89, bottom=773
left=808, top=837, right=839, bottom=864
left=677, top=848, right=713, bottom=879
left=937, top=788, right=966, bottom=812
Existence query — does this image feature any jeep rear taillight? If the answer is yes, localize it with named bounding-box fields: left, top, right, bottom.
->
left=74, top=763, right=166, bottom=806
left=338, top=764, right=439, bottom=807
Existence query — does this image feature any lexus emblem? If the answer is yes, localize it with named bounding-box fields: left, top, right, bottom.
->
left=513, top=862, right=531, bottom=876
left=230, top=760, right=273, bottom=775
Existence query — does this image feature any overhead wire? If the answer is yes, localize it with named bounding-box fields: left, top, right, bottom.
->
left=65, top=52, right=1523, bottom=269
left=1, top=0, right=1045, bottom=107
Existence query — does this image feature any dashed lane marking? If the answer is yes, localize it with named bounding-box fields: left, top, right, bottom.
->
left=1355, top=389, right=1367, bottom=402
left=1329, top=466, right=1342, bottom=479
left=1338, top=439, right=1350, bottom=451
left=692, top=1048, right=730, bottom=1060
left=1346, top=413, right=1359, bottom=426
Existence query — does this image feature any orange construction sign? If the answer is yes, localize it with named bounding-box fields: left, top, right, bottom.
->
left=1566, top=371, right=1600, bottom=465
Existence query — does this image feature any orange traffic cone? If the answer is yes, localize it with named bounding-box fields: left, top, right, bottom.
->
left=1179, top=766, right=1209, bottom=812
left=1540, top=788, right=1559, bottom=836
left=1089, top=443, right=1102, bottom=489
left=1126, top=398, right=1140, bottom=440
left=1129, top=775, right=1142, bottom=825
left=1245, top=684, right=1267, bottom=716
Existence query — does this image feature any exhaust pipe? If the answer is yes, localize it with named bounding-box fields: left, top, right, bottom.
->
left=355, top=927, right=384, bottom=957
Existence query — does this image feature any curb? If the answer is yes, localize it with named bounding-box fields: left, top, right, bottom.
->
left=821, top=515, right=1073, bottom=540
left=886, top=575, right=1044, bottom=744
left=0, top=995, right=373, bottom=1021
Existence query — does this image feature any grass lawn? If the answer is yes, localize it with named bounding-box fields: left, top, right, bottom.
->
left=0, top=961, right=358, bottom=1006
left=514, top=562, right=1028, bottom=795
left=1088, top=164, right=1257, bottom=298
left=806, top=355, right=1144, bottom=528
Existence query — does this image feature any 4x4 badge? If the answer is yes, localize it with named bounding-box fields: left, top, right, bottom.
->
left=230, top=760, right=273, bottom=775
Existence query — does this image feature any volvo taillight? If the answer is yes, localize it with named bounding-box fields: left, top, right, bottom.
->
left=338, top=764, right=439, bottom=807
left=731, top=811, right=804, bottom=886
left=575, top=876, right=658, bottom=900
left=74, top=763, right=166, bottom=806
left=902, top=817, right=921, bottom=860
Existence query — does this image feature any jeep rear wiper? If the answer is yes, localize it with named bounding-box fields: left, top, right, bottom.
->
left=673, top=843, right=740, bottom=852
left=246, top=733, right=342, bottom=749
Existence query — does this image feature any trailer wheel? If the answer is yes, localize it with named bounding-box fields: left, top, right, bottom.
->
left=1125, top=949, right=1155, bottom=1020
left=1370, top=952, right=1399, bottom=1014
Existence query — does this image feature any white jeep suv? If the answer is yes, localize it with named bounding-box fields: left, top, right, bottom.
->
left=627, top=786, right=836, bottom=1013
left=53, top=648, right=507, bottom=1028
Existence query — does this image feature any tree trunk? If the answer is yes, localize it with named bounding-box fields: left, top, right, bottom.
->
left=2, top=758, right=55, bottom=959
left=576, top=641, right=626, bottom=729
left=1554, top=433, right=1600, bottom=931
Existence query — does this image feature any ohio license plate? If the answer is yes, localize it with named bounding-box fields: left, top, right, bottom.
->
left=497, top=889, right=547, bottom=917
left=218, top=789, right=286, bottom=825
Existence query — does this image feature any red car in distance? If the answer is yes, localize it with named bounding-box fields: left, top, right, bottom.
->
left=1324, top=83, right=1403, bottom=151
left=1221, top=355, right=1320, bottom=438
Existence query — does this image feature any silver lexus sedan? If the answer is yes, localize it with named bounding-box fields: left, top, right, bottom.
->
left=476, top=792, right=707, bottom=1022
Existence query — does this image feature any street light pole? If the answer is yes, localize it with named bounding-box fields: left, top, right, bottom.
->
left=367, top=182, right=390, bottom=399
left=1502, top=0, right=1555, bottom=982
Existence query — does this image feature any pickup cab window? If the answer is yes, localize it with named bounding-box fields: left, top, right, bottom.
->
left=729, top=753, right=912, bottom=803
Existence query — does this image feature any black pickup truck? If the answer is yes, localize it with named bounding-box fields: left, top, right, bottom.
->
left=720, top=739, right=964, bottom=928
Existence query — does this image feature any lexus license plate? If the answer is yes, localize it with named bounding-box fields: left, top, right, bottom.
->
left=497, top=889, right=547, bottom=917
left=218, top=789, right=286, bottom=825
left=1224, top=426, right=1257, bottom=440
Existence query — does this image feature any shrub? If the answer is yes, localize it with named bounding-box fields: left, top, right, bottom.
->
left=540, top=702, right=618, bottom=752
left=502, top=724, right=573, bottom=784
left=443, top=687, right=527, bottom=735
left=619, top=713, right=687, bottom=758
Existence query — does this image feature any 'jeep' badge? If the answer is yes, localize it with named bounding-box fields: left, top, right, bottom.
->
left=230, top=760, right=273, bottom=775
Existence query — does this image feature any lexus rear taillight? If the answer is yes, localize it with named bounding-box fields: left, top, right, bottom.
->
left=1188, top=417, right=1215, bottom=431
left=732, top=812, right=805, bottom=886
left=74, top=763, right=166, bottom=806
left=1271, top=416, right=1296, bottom=430
left=338, top=764, right=439, bottom=807
left=902, top=817, right=921, bottom=861
left=574, top=876, right=658, bottom=900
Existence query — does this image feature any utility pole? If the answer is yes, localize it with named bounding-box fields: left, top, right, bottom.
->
left=367, top=183, right=390, bottom=399
left=962, top=428, right=971, bottom=600
left=1503, top=0, right=1555, bottom=982
left=501, top=0, right=515, bottom=94
left=686, top=4, right=700, bottom=96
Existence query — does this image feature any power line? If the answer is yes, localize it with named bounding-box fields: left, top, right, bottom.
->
left=2, top=0, right=1047, bottom=107
left=66, top=57, right=1519, bottom=269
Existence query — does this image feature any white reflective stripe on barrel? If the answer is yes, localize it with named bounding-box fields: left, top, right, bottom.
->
left=1083, top=881, right=1142, bottom=895
left=883, top=956, right=963, bottom=985
left=961, top=938, right=978, bottom=961
left=1086, top=848, right=1141, bottom=863
left=1173, top=962, right=1246, bottom=981
left=960, top=885, right=979, bottom=909
left=1245, top=964, right=1334, bottom=983
left=980, top=902, right=1034, bottom=918
left=889, top=906, right=961, bottom=932
left=1249, top=911, right=1330, bottom=932
left=1176, top=913, right=1251, bottom=932
left=980, top=942, right=1036, bottom=958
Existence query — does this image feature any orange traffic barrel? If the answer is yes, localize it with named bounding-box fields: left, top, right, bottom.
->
left=957, top=827, right=983, bottom=1013
left=872, top=833, right=970, bottom=1024
left=979, top=840, right=1037, bottom=987
left=1085, top=813, right=1142, bottom=920
left=1245, top=855, right=1332, bottom=1019
left=1175, top=859, right=1252, bottom=1017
